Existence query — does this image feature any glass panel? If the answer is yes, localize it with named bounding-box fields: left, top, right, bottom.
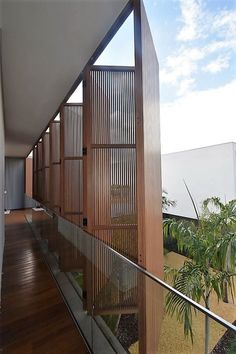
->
left=26, top=209, right=236, bottom=354
left=37, top=170, right=43, bottom=201
left=51, top=164, right=60, bottom=211
left=44, top=167, right=50, bottom=203
left=25, top=210, right=93, bottom=350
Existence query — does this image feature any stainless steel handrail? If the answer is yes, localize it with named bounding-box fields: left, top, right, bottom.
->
left=34, top=201, right=236, bottom=333
left=104, top=243, right=236, bottom=332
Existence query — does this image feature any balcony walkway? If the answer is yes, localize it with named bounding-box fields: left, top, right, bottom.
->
left=0, top=210, right=89, bottom=354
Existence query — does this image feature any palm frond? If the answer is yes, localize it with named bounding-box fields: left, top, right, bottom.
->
left=211, top=270, right=235, bottom=301
left=215, top=232, right=236, bottom=271
left=163, top=218, right=196, bottom=255
left=164, top=265, right=178, bottom=281
left=183, top=180, right=199, bottom=220
left=165, top=261, right=204, bottom=342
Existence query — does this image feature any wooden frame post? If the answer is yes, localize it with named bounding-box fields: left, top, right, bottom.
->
left=49, top=120, right=61, bottom=214
left=60, top=105, right=65, bottom=218
left=134, top=0, right=164, bottom=352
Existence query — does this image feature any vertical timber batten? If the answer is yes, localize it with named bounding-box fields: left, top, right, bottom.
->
left=37, top=141, right=43, bottom=202
left=134, top=0, right=163, bottom=281
left=42, top=132, right=50, bottom=207
left=33, top=146, right=37, bottom=200
left=134, top=0, right=164, bottom=353
left=82, top=70, right=93, bottom=313
left=83, top=68, right=92, bottom=234
left=60, top=105, right=65, bottom=218
left=83, top=66, right=138, bottom=260
left=60, top=103, right=83, bottom=226
left=83, top=65, right=138, bottom=315
left=49, top=120, right=61, bottom=214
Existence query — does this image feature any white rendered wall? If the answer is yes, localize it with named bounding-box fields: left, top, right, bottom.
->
left=161, top=143, right=236, bottom=218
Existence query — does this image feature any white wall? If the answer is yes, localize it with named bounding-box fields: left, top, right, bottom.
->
left=162, top=143, right=236, bottom=218
left=5, top=158, right=24, bottom=210
left=0, top=27, right=5, bottom=294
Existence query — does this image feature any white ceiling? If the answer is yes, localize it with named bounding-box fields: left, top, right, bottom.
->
left=2, top=0, right=129, bottom=157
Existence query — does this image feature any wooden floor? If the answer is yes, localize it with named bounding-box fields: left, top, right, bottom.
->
left=0, top=210, right=89, bottom=354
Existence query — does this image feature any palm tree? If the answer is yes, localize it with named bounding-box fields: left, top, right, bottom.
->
left=228, top=338, right=236, bottom=354
left=202, top=197, right=236, bottom=302
left=163, top=197, right=236, bottom=354
left=162, top=190, right=176, bottom=211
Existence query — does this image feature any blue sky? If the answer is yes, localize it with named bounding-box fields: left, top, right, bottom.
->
left=69, top=0, right=236, bottom=153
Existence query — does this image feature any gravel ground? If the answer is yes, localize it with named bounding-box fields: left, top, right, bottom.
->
left=128, top=252, right=236, bottom=354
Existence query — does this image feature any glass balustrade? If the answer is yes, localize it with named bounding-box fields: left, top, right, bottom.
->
left=25, top=208, right=236, bottom=354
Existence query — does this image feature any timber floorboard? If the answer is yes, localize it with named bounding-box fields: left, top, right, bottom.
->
left=0, top=210, right=89, bottom=354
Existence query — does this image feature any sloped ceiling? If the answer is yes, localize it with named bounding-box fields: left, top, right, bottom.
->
left=2, top=0, right=129, bottom=157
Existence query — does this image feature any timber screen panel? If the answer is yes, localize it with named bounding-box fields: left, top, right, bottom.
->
left=61, top=104, right=83, bottom=226
left=42, top=132, right=50, bottom=206
left=30, top=4, right=164, bottom=351
left=37, top=141, right=43, bottom=202
left=33, top=146, right=37, bottom=200
left=50, top=121, right=61, bottom=214
left=85, top=67, right=137, bottom=261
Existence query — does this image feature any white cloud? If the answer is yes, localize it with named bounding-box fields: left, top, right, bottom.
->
left=177, top=78, right=195, bottom=96
left=203, top=54, right=230, bottom=74
left=161, top=1, right=236, bottom=97
left=160, top=47, right=204, bottom=85
left=160, top=80, right=236, bottom=153
left=177, top=0, right=203, bottom=41
left=212, top=10, right=236, bottom=39
left=177, top=1, right=236, bottom=44
left=204, top=39, right=236, bottom=55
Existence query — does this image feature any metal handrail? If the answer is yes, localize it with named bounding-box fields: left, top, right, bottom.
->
left=35, top=202, right=236, bottom=333
left=104, top=242, right=236, bottom=332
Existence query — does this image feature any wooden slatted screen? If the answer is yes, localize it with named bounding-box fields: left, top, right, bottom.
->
left=83, top=66, right=138, bottom=315
left=84, top=66, right=137, bottom=261
left=37, top=141, right=43, bottom=202
left=50, top=121, right=61, bottom=214
left=60, top=104, right=83, bottom=226
left=33, top=146, right=37, bottom=200
left=42, top=132, right=50, bottom=206
left=30, top=4, right=164, bottom=350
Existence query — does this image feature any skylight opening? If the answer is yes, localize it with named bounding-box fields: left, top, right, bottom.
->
left=67, top=82, right=83, bottom=103
left=95, top=12, right=134, bottom=67
left=54, top=114, right=60, bottom=121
